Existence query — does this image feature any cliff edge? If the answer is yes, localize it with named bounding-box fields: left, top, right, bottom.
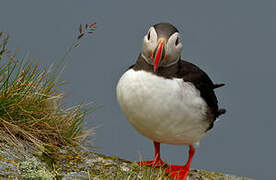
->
left=0, top=145, right=251, bottom=180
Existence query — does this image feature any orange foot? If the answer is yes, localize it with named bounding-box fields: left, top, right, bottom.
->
left=138, top=159, right=166, bottom=168
left=165, top=165, right=190, bottom=180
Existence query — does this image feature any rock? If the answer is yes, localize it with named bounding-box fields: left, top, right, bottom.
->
left=189, top=169, right=250, bottom=180
left=18, top=157, right=54, bottom=180
left=0, top=145, right=252, bottom=180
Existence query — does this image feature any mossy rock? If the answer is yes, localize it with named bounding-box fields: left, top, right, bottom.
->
left=0, top=145, right=252, bottom=180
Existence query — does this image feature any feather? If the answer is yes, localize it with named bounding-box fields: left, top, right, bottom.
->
left=214, top=83, right=225, bottom=89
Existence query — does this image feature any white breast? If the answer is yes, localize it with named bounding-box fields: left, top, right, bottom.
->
left=116, top=69, right=209, bottom=145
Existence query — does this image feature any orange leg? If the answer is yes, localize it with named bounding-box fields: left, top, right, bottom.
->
left=138, top=141, right=166, bottom=167
left=165, top=146, right=195, bottom=180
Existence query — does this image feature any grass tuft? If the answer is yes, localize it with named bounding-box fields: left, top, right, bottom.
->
left=0, top=23, right=96, bottom=152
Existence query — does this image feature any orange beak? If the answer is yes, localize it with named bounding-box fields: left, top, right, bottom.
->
left=153, top=40, right=164, bottom=72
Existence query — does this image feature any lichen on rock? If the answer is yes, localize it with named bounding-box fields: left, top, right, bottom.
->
left=18, top=157, right=54, bottom=180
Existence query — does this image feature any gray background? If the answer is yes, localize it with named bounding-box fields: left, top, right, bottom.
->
left=1, top=0, right=275, bottom=179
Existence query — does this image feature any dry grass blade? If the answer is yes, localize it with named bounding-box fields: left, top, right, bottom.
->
left=79, top=24, right=82, bottom=34
left=89, top=22, right=96, bottom=28
left=77, top=33, right=85, bottom=40
left=0, top=33, right=93, bottom=153
left=76, top=22, right=96, bottom=40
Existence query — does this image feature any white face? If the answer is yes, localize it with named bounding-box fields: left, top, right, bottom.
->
left=141, top=26, right=183, bottom=68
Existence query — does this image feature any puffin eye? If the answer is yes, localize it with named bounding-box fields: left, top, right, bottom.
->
left=175, top=37, right=179, bottom=46
left=147, top=31, right=151, bottom=40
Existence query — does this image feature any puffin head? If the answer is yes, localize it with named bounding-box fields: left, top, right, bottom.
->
left=141, top=23, right=182, bottom=72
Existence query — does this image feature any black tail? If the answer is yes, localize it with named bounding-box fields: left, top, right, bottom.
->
left=217, top=108, right=226, bottom=117
left=207, top=108, right=226, bottom=131
left=214, top=83, right=225, bottom=89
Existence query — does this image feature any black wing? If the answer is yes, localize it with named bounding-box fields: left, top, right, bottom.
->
left=178, top=60, right=225, bottom=130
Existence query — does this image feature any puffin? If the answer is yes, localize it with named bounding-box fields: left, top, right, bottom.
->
left=116, top=22, right=225, bottom=180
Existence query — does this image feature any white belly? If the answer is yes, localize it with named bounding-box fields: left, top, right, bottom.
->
left=116, top=69, right=209, bottom=145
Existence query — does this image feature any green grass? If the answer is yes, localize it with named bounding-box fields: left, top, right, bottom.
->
left=113, top=166, right=169, bottom=180
left=0, top=25, right=95, bottom=152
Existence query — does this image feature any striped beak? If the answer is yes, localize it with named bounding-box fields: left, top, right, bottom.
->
left=153, top=39, right=166, bottom=72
